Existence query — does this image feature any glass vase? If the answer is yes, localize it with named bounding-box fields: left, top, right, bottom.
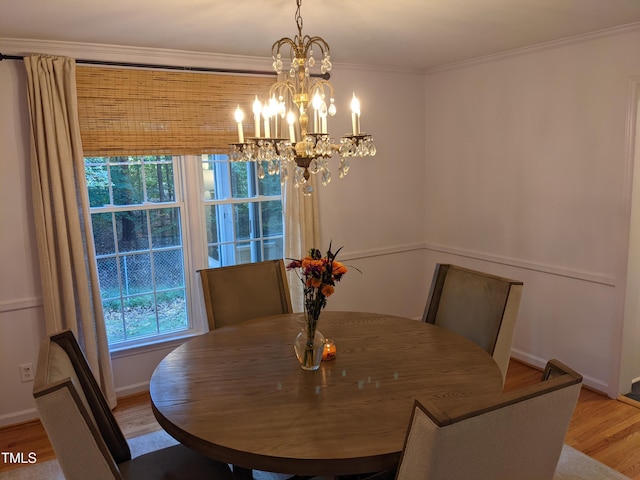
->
left=294, top=313, right=325, bottom=371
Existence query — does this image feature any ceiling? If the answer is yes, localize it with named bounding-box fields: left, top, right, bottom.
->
left=2, top=0, right=640, bottom=71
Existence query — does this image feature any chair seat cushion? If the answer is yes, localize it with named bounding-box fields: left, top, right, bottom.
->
left=119, top=444, right=234, bottom=480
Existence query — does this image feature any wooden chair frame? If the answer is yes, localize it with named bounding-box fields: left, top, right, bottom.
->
left=423, top=263, right=523, bottom=383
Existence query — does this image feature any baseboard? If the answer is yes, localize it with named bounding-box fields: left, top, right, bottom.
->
left=115, top=381, right=150, bottom=399
left=511, top=349, right=610, bottom=396
left=0, top=408, right=38, bottom=428
left=0, top=383, right=151, bottom=429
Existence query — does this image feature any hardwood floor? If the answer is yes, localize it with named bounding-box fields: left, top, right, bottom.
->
left=2, top=359, right=640, bottom=477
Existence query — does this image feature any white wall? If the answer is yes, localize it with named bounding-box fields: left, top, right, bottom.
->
left=0, top=39, right=427, bottom=425
left=317, top=65, right=428, bottom=320
left=0, top=53, right=47, bottom=425
left=421, top=25, right=640, bottom=395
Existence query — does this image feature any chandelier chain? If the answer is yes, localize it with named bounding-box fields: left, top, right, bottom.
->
left=295, top=0, right=303, bottom=37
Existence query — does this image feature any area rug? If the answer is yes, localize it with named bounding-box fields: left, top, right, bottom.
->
left=0, top=430, right=630, bottom=480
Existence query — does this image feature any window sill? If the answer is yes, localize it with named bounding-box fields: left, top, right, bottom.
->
left=109, top=330, right=204, bottom=360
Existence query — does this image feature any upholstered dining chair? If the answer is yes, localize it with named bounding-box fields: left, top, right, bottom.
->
left=366, top=359, right=583, bottom=480
left=422, top=263, right=523, bottom=384
left=32, top=330, right=235, bottom=480
left=199, top=259, right=293, bottom=330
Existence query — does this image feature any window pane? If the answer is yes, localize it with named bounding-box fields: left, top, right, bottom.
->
left=261, top=200, right=283, bottom=238
left=91, top=212, right=115, bottom=255
left=150, top=208, right=181, bottom=248
left=158, top=290, right=188, bottom=334
left=85, top=158, right=110, bottom=207
left=96, top=256, right=119, bottom=298
left=233, top=203, right=252, bottom=240
left=231, top=162, right=251, bottom=198
left=235, top=241, right=259, bottom=264
left=204, top=205, right=219, bottom=244
left=264, top=238, right=284, bottom=261
left=258, top=172, right=281, bottom=196
left=115, top=211, right=149, bottom=252
left=104, top=299, right=125, bottom=343
left=111, top=160, right=144, bottom=206
left=120, top=254, right=153, bottom=295
left=145, top=157, right=175, bottom=203
left=202, top=161, right=216, bottom=200
left=123, top=294, right=157, bottom=339
left=154, top=249, right=184, bottom=290
left=207, top=245, right=221, bottom=268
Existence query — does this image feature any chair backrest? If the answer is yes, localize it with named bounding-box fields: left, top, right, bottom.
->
left=33, top=330, right=129, bottom=480
left=198, top=259, right=293, bottom=330
left=395, top=359, right=583, bottom=480
left=422, top=264, right=523, bottom=383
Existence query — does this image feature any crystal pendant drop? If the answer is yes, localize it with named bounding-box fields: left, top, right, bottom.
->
left=328, top=100, right=336, bottom=116
left=321, top=169, right=332, bottom=186
left=322, top=55, right=332, bottom=72
left=294, top=167, right=305, bottom=187
left=257, top=164, right=265, bottom=179
left=309, top=159, right=320, bottom=175
left=339, top=158, right=350, bottom=178
left=302, top=182, right=313, bottom=196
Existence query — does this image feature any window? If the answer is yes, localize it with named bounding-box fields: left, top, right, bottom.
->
left=202, top=155, right=283, bottom=267
left=85, top=154, right=284, bottom=348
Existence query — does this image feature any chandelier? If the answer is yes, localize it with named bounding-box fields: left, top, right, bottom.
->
left=230, top=0, right=376, bottom=195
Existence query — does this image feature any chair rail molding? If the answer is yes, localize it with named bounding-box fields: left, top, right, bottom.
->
left=0, top=296, right=42, bottom=314
left=424, top=243, right=616, bottom=287
left=339, top=242, right=425, bottom=262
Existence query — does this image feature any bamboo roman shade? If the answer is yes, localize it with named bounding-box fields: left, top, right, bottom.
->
left=75, top=66, right=273, bottom=156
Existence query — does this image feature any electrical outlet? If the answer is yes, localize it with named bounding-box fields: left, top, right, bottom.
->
left=19, top=363, right=34, bottom=382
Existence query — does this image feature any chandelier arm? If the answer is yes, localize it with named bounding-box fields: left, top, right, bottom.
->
left=272, top=37, right=298, bottom=58
left=309, top=79, right=335, bottom=99
left=269, top=80, right=297, bottom=100
left=303, top=36, right=331, bottom=57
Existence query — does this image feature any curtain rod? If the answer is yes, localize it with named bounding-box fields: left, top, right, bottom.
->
left=0, top=52, right=330, bottom=79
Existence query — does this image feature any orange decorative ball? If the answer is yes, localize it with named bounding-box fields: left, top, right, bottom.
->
left=323, top=339, right=336, bottom=361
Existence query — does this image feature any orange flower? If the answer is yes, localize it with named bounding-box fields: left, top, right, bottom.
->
left=332, top=261, right=348, bottom=275
left=321, top=284, right=335, bottom=297
left=307, top=277, right=322, bottom=288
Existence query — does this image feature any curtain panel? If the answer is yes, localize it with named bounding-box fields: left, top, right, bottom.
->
left=284, top=178, right=320, bottom=312
left=24, top=55, right=116, bottom=406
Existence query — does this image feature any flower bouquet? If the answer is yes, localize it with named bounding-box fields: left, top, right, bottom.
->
left=287, top=243, right=348, bottom=370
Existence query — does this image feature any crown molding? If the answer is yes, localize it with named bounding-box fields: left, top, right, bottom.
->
left=425, top=21, right=640, bottom=74
left=0, top=37, right=274, bottom=72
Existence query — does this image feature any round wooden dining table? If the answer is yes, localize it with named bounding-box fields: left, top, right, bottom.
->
left=150, top=311, right=503, bottom=477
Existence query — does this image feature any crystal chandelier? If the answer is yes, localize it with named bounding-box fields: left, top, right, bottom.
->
left=230, top=0, right=376, bottom=196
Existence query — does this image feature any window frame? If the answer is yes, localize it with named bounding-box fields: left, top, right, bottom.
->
left=85, top=154, right=285, bottom=353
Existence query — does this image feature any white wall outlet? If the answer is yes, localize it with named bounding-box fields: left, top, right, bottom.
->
left=19, top=363, right=34, bottom=382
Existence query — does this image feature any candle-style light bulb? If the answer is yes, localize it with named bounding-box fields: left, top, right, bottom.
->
left=269, top=96, right=279, bottom=136
left=234, top=105, right=244, bottom=143
left=253, top=96, right=262, bottom=137
left=311, top=92, right=322, bottom=133
left=287, top=111, right=296, bottom=143
left=350, top=93, right=361, bottom=135
left=262, top=104, right=271, bottom=138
